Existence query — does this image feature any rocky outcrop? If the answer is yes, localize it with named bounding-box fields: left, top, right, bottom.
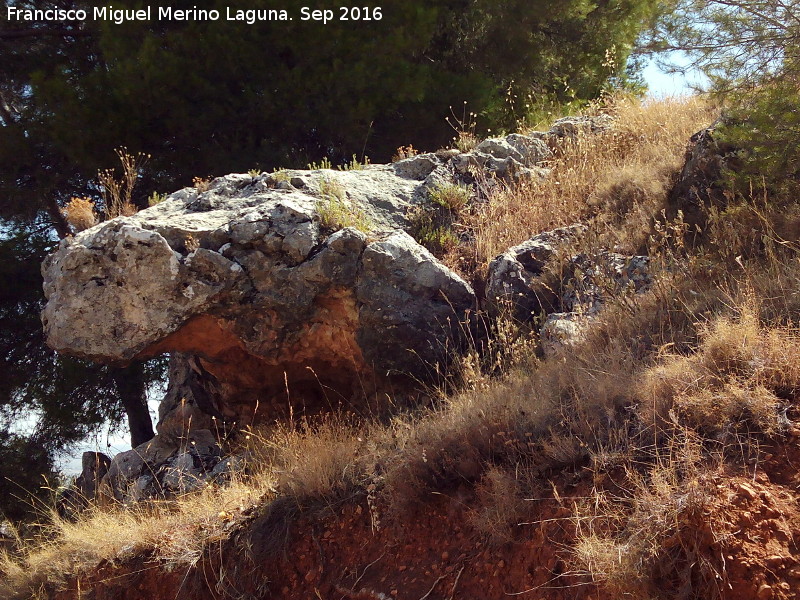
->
left=548, top=114, right=614, bottom=140
left=42, top=130, right=561, bottom=424
left=42, top=167, right=481, bottom=428
left=487, top=226, right=652, bottom=356
left=667, top=123, right=740, bottom=232
left=486, top=225, right=585, bottom=320
left=43, top=123, right=614, bottom=502
left=100, top=429, right=225, bottom=502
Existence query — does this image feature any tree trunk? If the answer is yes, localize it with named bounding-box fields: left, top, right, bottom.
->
left=111, top=361, right=155, bottom=448
left=47, top=195, right=71, bottom=239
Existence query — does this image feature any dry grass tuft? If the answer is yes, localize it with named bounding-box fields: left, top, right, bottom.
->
left=62, top=197, right=98, bottom=232
left=638, top=309, right=800, bottom=439
left=0, top=470, right=276, bottom=599
left=253, top=417, right=368, bottom=505
left=468, top=466, right=527, bottom=546
left=98, top=148, right=147, bottom=219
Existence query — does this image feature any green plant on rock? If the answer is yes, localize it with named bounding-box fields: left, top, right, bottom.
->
left=315, top=177, right=373, bottom=233
left=429, top=182, right=472, bottom=213
left=147, top=192, right=167, bottom=207
left=407, top=205, right=459, bottom=257
left=340, top=154, right=371, bottom=171
left=272, top=169, right=291, bottom=183
left=307, top=157, right=333, bottom=171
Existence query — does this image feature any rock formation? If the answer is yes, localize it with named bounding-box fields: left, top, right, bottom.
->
left=486, top=224, right=652, bottom=356
left=42, top=132, right=557, bottom=501
left=667, top=122, right=740, bottom=232
left=42, top=117, right=640, bottom=502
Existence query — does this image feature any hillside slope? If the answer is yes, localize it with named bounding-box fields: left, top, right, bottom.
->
left=4, top=96, right=800, bottom=600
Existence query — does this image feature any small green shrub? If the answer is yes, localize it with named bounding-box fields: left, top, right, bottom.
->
left=416, top=222, right=459, bottom=255
left=429, top=182, right=471, bottom=213
left=307, top=157, right=333, bottom=171
left=407, top=205, right=460, bottom=257
left=271, top=169, right=290, bottom=182
left=147, top=192, right=167, bottom=207
left=340, top=154, right=370, bottom=171
left=316, top=177, right=373, bottom=233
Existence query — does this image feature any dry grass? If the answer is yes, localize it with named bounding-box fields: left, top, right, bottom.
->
left=0, top=417, right=372, bottom=599
left=638, top=309, right=800, bottom=439
left=0, top=468, right=275, bottom=598
left=62, top=197, right=97, bottom=233
left=572, top=457, right=720, bottom=598
left=249, top=417, right=370, bottom=505
left=468, top=466, right=528, bottom=546
left=451, top=95, right=715, bottom=273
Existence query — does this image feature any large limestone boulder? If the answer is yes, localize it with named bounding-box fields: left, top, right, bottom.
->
left=42, top=126, right=602, bottom=502
left=42, top=163, right=485, bottom=431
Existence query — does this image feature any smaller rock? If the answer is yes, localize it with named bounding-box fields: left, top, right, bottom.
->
left=540, top=312, right=589, bottom=357
left=393, top=154, right=440, bottom=180
left=160, top=452, right=203, bottom=493
left=756, top=583, right=773, bottom=600
left=58, top=451, right=112, bottom=515
left=75, top=451, right=111, bottom=502
left=486, top=225, right=585, bottom=320
left=548, top=114, right=614, bottom=140
left=129, top=475, right=156, bottom=502
left=103, top=448, right=146, bottom=501
left=476, top=138, right=525, bottom=163
left=562, top=252, right=651, bottom=315
left=0, top=522, right=14, bottom=550
left=505, top=133, right=551, bottom=164
left=208, top=454, right=246, bottom=483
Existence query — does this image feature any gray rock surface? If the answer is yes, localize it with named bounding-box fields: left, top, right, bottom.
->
left=563, top=252, right=652, bottom=315
left=100, top=429, right=222, bottom=503
left=548, top=114, right=614, bottom=140
left=42, top=164, right=476, bottom=434
left=540, top=312, right=590, bottom=357
left=488, top=227, right=652, bottom=357
left=477, top=134, right=551, bottom=165
left=542, top=252, right=652, bottom=356
left=667, top=124, right=738, bottom=232
left=487, top=225, right=585, bottom=319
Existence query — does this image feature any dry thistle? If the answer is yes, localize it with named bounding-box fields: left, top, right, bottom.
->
left=193, top=177, right=211, bottom=193
left=392, top=145, right=419, bottom=162
left=98, top=147, right=148, bottom=219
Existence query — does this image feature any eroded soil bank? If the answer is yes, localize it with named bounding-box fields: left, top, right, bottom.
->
left=52, top=438, right=800, bottom=600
